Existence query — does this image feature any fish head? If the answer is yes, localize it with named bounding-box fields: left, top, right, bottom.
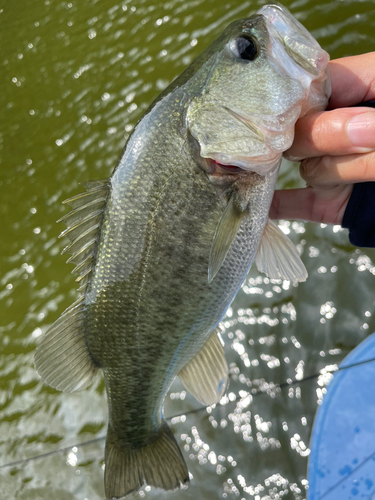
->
left=186, top=4, right=331, bottom=175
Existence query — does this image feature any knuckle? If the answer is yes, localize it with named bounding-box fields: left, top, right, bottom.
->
left=310, top=116, right=329, bottom=154
left=300, top=157, right=321, bottom=182
left=300, top=155, right=334, bottom=186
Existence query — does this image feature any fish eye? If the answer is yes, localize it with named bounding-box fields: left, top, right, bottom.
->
left=230, top=35, right=258, bottom=61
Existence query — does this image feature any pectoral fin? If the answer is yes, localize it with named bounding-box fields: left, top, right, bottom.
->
left=208, top=194, right=246, bottom=283
left=178, top=329, right=228, bottom=406
left=255, top=219, right=307, bottom=282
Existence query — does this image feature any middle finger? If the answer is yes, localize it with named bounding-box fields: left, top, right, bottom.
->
left=285, top=108, right=375, bottom=161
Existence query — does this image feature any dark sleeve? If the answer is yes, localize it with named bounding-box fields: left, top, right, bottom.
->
left=342, top=182, right=375, bottom=247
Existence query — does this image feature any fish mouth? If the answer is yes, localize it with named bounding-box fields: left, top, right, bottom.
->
left=212, top=160, right=243, bottom=174
left=206, top=150, right=281, bottom=176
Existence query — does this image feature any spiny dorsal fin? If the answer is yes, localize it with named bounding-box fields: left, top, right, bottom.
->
left=58, top=178, right=110, bottom=293
left=178, top=328, right=228, bottom=406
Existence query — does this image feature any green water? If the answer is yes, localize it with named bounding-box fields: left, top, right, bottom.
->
left=1, top=0, right=375, bottom=498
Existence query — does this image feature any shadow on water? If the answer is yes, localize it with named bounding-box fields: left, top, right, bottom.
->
left=1, top=0, right=375, bottom=499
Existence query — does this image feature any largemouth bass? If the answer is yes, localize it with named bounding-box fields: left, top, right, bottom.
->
left=35, top=4, right=330, bottom=499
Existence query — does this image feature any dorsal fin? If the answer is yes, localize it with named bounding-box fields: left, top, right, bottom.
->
left=34, top=179, right=111, bottom=393
left=58, top=179, right=110, bottom=295
left=34, top=299, right=99, bottom=392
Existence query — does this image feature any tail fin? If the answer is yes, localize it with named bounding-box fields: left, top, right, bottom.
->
left=104, top=421, right=189, bottom=499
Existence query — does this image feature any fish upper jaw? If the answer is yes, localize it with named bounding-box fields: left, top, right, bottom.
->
left=259, top=4, right=331, bottom=116
left=187, top=96, right=301, bottom=177
left=197, top=103, right=302, bottom=175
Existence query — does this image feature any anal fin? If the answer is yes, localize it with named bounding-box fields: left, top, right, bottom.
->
left=178, top=328, right=228, bottom=406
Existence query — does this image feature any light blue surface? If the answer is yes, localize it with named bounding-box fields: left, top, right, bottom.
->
left=308, top=334, right=375, bottom=500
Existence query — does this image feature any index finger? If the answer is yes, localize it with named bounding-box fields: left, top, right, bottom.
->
left=328, top=52, right=375, bottom=109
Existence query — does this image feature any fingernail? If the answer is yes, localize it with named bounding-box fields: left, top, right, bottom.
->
left=283, top=151, right=304, bottom=162
left=347, top=111, right=375, bottom=149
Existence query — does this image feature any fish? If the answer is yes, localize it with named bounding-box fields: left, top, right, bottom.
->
left=34, top=4, right=330, bottom=499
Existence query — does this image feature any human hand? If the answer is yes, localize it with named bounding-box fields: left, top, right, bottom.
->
left=270, top=52, right=375, bottom=225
